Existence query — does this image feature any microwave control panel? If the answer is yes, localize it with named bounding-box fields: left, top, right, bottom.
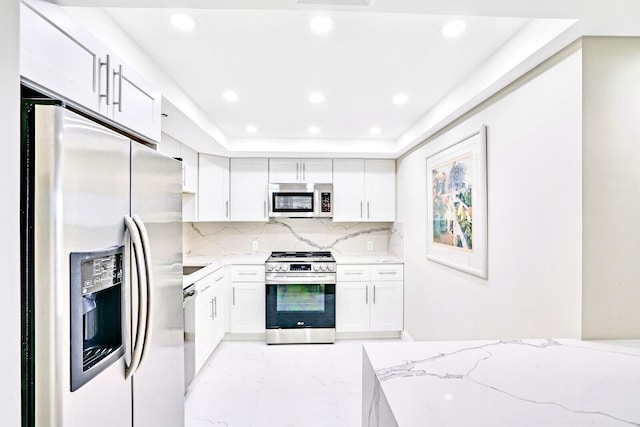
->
left=320, top=192, right=331, bottom=213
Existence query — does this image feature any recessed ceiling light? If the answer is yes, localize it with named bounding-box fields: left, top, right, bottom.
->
left=246, top=125, right=257, bottom=133
left=369, top=127, right=381, bottom=135
left=441, top=20, right=466, bottom=38
left=393, top=93, right=408, bottom=105
left=170, top=13, right=196, bottom=31
left=308, top=126, right=320, bottom=134
left=309, top=16, right=333, bottom=33
left=309, top=92, right=324, bottom=103
left=223, top=91, right=238, bottom=102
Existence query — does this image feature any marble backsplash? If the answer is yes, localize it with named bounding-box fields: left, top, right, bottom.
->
left=183, top=219, right=404, bottom=258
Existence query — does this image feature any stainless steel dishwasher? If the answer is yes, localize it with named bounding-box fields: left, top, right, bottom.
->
left=182, top=283, right=197, bottom=393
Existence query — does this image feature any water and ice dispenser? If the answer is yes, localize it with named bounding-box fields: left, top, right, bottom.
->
left=70, top=246, right=124, bottom=391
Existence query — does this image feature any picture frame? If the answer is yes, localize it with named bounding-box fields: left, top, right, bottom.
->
left=426, top=125, right=487, bottom=278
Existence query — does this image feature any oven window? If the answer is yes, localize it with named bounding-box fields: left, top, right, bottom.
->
left=276, top=284, right=325, bottom=312
left=273, top=192, right=313, bottom=211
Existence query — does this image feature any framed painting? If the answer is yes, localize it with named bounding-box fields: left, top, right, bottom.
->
left=426, top=125, right=487, bottom=278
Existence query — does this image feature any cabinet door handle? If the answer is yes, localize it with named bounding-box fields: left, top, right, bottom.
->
left=232, top=287, right=236, bottom=305
left=98, top=54, right=110, bottom=105
left=296, top=163, right=299, bottom=181
left=213, top=296, right=217, bottom=319
left=210, top=298, right=214, bottom=319
left=225, top=200, right=229, bottom=218
left=215, top=275, right=223, bottom=282
left=182, top=164, right=186, bottom=187
left=360, top=201, right=363, bottom=219
left=345, top=271, right=363, bottom=275
left=112, top=64, right=123, bottom=113
left=367, top=201, right=370, bottom=219
left=377, top=271, right=398, bottom=276
left=264, top=200, right=267, bottom=218
left=302, top=162, right=306, bottom=181
left=200, top=285, right=211, bottom=292
left=373, top=285, right=376, bottom=304
left=365, top=286, right=368, bottom=304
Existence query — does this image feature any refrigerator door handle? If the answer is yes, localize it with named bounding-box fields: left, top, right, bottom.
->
left=124, top=216, right=148, bottom=379
left=132, top=215, right=154, bottom=371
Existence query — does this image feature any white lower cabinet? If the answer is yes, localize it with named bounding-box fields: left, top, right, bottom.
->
left=229, top=265, right=265, bottom=334
left=194, top=268, right=227, bottom=372
left=336, top=264, right=404, bottom=333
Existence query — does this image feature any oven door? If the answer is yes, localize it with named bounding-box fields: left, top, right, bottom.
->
left=265, top=281, right=335, bottom=329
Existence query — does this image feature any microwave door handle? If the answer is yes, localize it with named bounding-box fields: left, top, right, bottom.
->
left=132, top=215, right=154, bottom=371
left=124, top=216, right=148, bottom=380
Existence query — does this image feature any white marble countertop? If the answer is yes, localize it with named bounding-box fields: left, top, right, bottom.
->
left=182, top=252, right=403, bottom=287
left=182, top=252, right=270, bottom=288
left=363, top=339, right=640, bottom=427
left=332, top=253, right=403, bottom=264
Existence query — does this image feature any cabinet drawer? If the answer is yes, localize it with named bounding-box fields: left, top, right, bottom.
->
left=230, top=265, right=265, bottom=282
left=371, top=264, right=403, bottom=281
left=337, top=265, right=370, bottom=281
left=196, top=267, right=226, bottom=292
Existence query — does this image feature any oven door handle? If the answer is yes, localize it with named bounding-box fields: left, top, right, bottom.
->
left=266, top=274, right=336, bottom=284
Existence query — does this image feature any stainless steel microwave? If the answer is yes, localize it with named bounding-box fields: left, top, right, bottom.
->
left=268, top=183, right=333, bottom=218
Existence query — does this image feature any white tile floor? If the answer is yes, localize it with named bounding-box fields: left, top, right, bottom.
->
left=185, top=340, right=393, bottom=427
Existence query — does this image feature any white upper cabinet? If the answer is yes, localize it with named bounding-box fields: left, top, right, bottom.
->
left=230, top=158, right=268, bottom=222
left=158, top=133, right=181, bottom=158
left=198, top=154, right=229, bottom=222
left=158, top=134, right=198, bottom=221
left=333, top=159, right=396, bottom=222
left=102, top=53, right=162, bottom=142
left=181, top=144, right=198, bottom=195
left=20, top=3, right=106, bottom=112
left=20, top=2, right=161, bottom=142
left=269, top=158, right=333, bottom=183
left=365, top=160, right=396, bottom=221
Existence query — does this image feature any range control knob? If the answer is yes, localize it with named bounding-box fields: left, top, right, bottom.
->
left=320, top=264, right=327, bottom=271
left=275, top=264, right=282, bottom=271
left=327, top=264, right=335, bottom=271
left=313, top=264, right=320, bottom=271
left=266, top=264, right=274, bottom=271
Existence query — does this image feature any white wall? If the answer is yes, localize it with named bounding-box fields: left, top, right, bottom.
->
left=397, top=43, right=583, bottom=341
left=0, top=0, right=22, bottom=424
left=582, top=37, right=640, bottom=339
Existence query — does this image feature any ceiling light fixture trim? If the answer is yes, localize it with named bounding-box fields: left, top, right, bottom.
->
left=441, top=20, right=467, bottom=37
left=170, top=13, right=196, bottom=31
left=309, top=16, right=333, bottom=33
left=223, top=91, right=239, bottom=102
left=309, top=92, right=325, bottom=103
left=393, top=93, right=408, bottom=105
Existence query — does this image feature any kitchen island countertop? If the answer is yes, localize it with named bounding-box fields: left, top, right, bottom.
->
left=362, top=339, right=640, bottom=427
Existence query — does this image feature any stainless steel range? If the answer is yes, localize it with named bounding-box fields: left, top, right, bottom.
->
left=265, top=251, right=336, bottom=344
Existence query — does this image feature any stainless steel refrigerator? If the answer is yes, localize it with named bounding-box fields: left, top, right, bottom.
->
left=20, top=102, right=184, bottom=426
